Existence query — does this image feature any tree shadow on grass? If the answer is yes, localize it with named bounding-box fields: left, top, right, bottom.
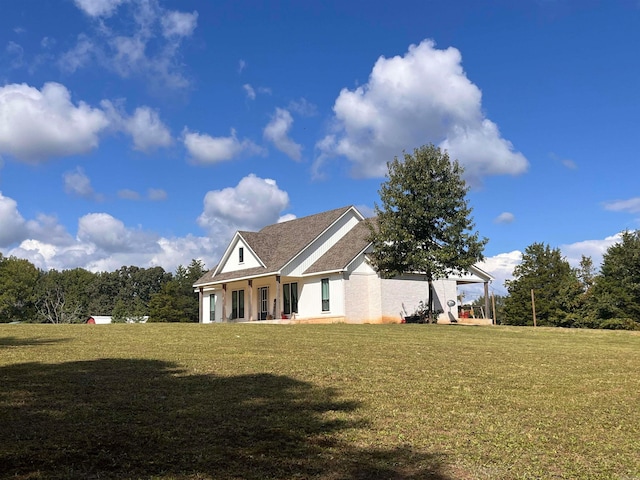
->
left=0, top=359, right=453, bottom=479
left=0, top=336, right=69, bottom=348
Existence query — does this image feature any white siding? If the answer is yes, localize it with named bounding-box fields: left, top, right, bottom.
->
left=298, top=274, right=345, bottom=318
left=283, top=211, right=360, bottom=276
left=380, top=276, right=459, bottom=322
left=220, top=238, right=261, bottom=274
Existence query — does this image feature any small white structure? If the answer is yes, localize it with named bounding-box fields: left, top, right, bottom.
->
left=194, top=206, right=493, bottom=324
left=87, top=315, right=112, bottom=324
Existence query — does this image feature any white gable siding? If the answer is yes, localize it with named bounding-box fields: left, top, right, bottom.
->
left=283, top=211, right=360, bottom=276
left=220, top=238, right=261, bottom=273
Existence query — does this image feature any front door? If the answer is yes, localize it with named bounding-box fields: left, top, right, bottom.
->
left=259, top=287, right=269, bottom=320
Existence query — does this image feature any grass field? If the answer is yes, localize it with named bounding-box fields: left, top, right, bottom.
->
left=1, top=323, right=639, bottom=479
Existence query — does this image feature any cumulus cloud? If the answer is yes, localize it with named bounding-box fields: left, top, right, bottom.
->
left=603, top=197, right=640, bottom=213
left=315, top=39, right=528, bottom=184
left=63, top=167, right=103, bottom=200
left=494, top=212, right=515, bottom=224
left=0, top=82, right=109, bottom=162
left=183, top=128, right=263, bottom=164
left=77, top=212, right=160, bottom=254
left=197, top=174, right=290, bottom=238
left=0, top=192, right=28, bottom=247
left=263, top=108, right=302, bottom=161
left=65, top=0, right=198, bottom=88
left=122, top=106, right=172, bottom=151
left=560, top=234, right=621, bottom=270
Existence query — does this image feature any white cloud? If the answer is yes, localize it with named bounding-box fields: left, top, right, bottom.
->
left=243, top=84, right=256, bottom=100
left=0, top=192, right=28, bottom=247
left=63, top=167, right=103, bottom=200
left=118, top=189, right=141, bottom=200
left=197, top=174, right=290, bottom=237
left=161, top=10, right=198, bottom=38
left=603, top=197, right=640, bottom=213
left=183, top=128, right=263, bottom=164
left=494, top=212, right=515, bottom=224
left=288, top=97, right=317, bottom=117
left=59, top=34, right=95, bottom=73
left=263, top=108, right=302, bottom=161
left=77, top=212, right=159, bottom=254
left=74, top=0, right=126, bottom=17
left=0, top=82, right=109, bottom=163
left=316, top=39, right=528, bottom=183
left=560, top=234, right=621, bottom=271
left=238, top=59, right=247, bottom=73
left=123, top=106, right=172, bottom=151
left=66, top=0, right=198, bottom=89
left=147, top=188, right=167, bottom=201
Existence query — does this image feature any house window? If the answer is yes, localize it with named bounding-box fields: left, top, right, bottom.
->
left=321, top=278, right=330, bottom=312
left=209, top=294, right=216, bottom=322
left=283, top=282, right=298, bottom=315
left=239, top=247, right=244, bottom=263
left=232, top=290, right=245, bottom=319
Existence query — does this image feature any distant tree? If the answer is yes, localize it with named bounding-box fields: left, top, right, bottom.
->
left=368, top=144, right=487, bottom=321
left=587, top=231, right=640, bottom=330
left=471, top=294, right=507, bottom=324
left=86, top=266, right=170, bottom=316
left=148, top=259, right=206, bottom=322
left=36, top=270, right=86, bottom=324
left=503, top=243, right=583, bottom=327
left=0, top=256, right=40, bottom=323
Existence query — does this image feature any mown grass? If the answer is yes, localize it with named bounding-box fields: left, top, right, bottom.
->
left=1, top=324, right=638, bottom=479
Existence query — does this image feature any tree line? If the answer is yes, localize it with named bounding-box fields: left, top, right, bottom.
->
left=471, top=231, right=640, bottom=330
left=0, top=254, right=206, bottom=324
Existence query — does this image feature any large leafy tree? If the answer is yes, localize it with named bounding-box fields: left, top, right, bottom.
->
left=0, top=255, right=40, bottom=323
left=588, top=231, right=640, bottom=329
left=503, top=243, right=583, bottom=327
left=368, top=144, right=487, bottom=321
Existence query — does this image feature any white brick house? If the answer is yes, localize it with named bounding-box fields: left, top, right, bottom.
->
left=194, top=206, right=492, bottom=324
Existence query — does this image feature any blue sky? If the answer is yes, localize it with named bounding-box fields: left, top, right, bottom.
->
left=1, top=0, right=640, bottom=296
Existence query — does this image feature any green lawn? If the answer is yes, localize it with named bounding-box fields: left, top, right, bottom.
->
left=1, top=324, right=638, bottom=479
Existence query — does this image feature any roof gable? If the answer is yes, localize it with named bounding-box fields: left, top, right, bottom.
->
left=194, top=206, right=357, bottom=286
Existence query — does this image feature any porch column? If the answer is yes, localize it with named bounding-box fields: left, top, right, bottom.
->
left=248, top=279, right=253, bottom=321
left=222, top=283, right=227, bottom=323
left=198, top=287, right=203, bottom=323
left=484, top=281, right=490, bottom=321
left=275, top=275, right=281, bottom=319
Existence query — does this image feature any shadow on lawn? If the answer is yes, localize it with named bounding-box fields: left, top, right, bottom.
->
left=0, top=359, right=452, bottom=479
left=0, top=336, right=69, bottom=348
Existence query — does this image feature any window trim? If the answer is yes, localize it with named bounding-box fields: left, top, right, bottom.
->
left=238, top=247, right=244, bottom=264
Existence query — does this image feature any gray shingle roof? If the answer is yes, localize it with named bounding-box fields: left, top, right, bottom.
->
left=194, top=206, right=355, bottom=287
left=303, top=219, right=373, bottom=274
